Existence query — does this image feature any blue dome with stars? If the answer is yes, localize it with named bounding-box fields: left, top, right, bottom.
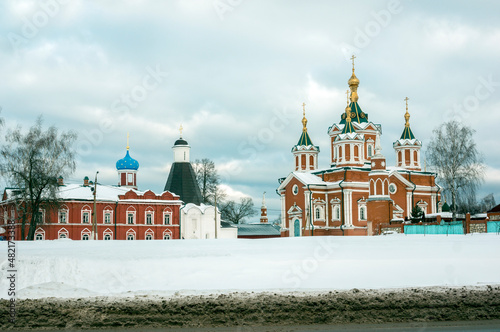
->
left=116, top=150, right=139, bottom=170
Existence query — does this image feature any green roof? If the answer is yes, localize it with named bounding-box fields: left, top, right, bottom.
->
left=340, top=102, right=368, bottom=124
left=297, top=130, right=314, bottom=146
left=400, top=126, right=415, bottom=140
left=341, top=121, right=356, bottom=134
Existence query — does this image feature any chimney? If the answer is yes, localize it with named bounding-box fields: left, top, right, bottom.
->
left=83, top=176, right=89, bottom=187
left=57, top=176, right=64, bottom=186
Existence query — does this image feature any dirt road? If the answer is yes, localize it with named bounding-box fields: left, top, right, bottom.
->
left=1, top=286, right=499, bottom=330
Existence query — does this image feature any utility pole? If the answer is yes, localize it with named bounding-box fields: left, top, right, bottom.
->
left=91, top=171, right=99, bottom=240
left=214, top=191, right=218, bottom=239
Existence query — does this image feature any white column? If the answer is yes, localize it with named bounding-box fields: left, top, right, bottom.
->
left=280, top=195, right=286, bottom=229
left=406, top=193, right=412, bottom=216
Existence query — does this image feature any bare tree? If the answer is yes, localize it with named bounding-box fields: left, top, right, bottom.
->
left=426, top=121, right=484, bottom=221
left=480, top=193, right=496, bottom=212
left=0, top=117, right=77, bottom=240
left=193, top=158, right=225, bottom=205
left=220, top=197, right=257, bottom=224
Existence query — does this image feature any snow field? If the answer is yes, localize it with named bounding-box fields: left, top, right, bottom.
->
left=1, top=234, right=499, bottom=299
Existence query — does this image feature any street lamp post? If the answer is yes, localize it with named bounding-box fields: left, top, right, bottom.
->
left=91, top=171, right=99, bottom=240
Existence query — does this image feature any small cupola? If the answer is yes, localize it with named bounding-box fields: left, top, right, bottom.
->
left=116, top=133, right=139, bottom=189
left=173, top=125, right=191, bottom=163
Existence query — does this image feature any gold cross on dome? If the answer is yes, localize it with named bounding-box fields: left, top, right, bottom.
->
left=350, top=54, right=356, bottom=70
left=179, top=124, right=183, bottom=138
left=302, top=102, right=306, bottom=116
left=126, top=132, right=130, bottom=150
left=404, top=97, right=409, bottom=110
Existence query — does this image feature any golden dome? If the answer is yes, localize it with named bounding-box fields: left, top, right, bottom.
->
left=348, top=73, right=359, bottom=86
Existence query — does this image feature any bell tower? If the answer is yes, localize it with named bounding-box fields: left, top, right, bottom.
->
left=393, top=97, right=422, bottom=170
left=292, top=103, right=319, bottom=172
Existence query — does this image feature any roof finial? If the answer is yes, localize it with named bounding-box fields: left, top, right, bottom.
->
left=301, top=102, right=308, bottom=133
left=348, top=55, right=360, bottom=102
left=262, top=191, right=266, bottom=206
left=404, top=97, right=410, bottom=128
left=350, top=54, right=356, bottom=73
left=179, top=124, right=183, bottom=138
left=126, top=132, right=130, bottom=151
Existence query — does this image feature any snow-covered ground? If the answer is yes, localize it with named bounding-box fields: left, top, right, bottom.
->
left=1, top=234, right=499, bottom=299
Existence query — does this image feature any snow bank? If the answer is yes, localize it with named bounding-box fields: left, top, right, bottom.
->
left=1, top=234, right=499, bottom=299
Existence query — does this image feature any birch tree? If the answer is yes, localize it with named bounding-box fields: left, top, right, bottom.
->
left=0, top=117, right=77, bottom=240
left=426, top=121, right=484, bottom=221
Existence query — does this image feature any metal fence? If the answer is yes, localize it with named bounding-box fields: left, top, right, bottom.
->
left=487, top=221, right=500, bottom=233
left=404, top=222, right=464, bottom=235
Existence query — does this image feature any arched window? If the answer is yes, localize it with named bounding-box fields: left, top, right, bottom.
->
left=82, top=234, right=89, bottom=240
left=127, top=234, right=135, bottom=240
left=368, top=145, right=373, bottom=157
left=104, top=234, right=111, bottom=241
left=360, top=207, right=366, bottom=220
left=163, top=208, right=172, bottom=225
left=146, top=234, right=152, bottom=240
left=81, top=205, right=91, bottom=224
left=164, top=233, right=171, bottom=240
left=58, top=206, right=68, bottom=223
left=59, top=233, right=67, bottom=239
left=315, top=208, right=320, bottom=219
left=36, top=233, right=43, bottom=241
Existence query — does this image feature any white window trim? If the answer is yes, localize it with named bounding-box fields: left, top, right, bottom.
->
left=163, top=229, right=172, bottom=240
left=145, top=209, right=155, bottom=225
left=126, top=211, right=136, bottom=225
left=103, top=228, right=113, bottom=240
left=58, top=227, right=69, bottom=239
left=35, top=227, right=45, bottom=240
left=126, top=228, right=136, bottom=240
left=103, top=209, right=113, bottom=224
left=81, top=206, right=91, bottom=224
left=81, top=228, right=92, bottom=240
left=58, top=209, right=68, bottom=224
left=163, top=212, right=171, bottom=225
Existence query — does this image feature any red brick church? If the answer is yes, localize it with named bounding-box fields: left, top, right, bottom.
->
left=1, top=142, right=182, bottom=241
left=277, top=57, right=441, bottom=236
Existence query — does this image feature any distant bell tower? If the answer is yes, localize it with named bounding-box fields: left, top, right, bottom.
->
left=260, top=191, right=268, bottom=223
left=393, top=97, right=422, bottom=170
left=116, top=133, right=139, bottom=190
left=292, top=103, right=320, bottom=172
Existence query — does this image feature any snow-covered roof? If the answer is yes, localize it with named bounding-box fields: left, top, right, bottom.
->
left=393, top=138, right=421, bottom=146
left=3, top=183, right=180, bottom=203
left=293, top=172, right=326, bottom=185
left=57, top=183, right=133, bottom=201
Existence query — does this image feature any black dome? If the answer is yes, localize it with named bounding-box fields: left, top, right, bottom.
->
left=174, top=138, right=188, bottom=146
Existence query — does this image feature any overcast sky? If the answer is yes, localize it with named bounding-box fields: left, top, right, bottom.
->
left=1, top=0, right=499, bottom=221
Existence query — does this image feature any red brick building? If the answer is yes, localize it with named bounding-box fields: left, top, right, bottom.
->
left=1, top=147, right=182, bottom=241
left=277, top=59, right=441, bottom=237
